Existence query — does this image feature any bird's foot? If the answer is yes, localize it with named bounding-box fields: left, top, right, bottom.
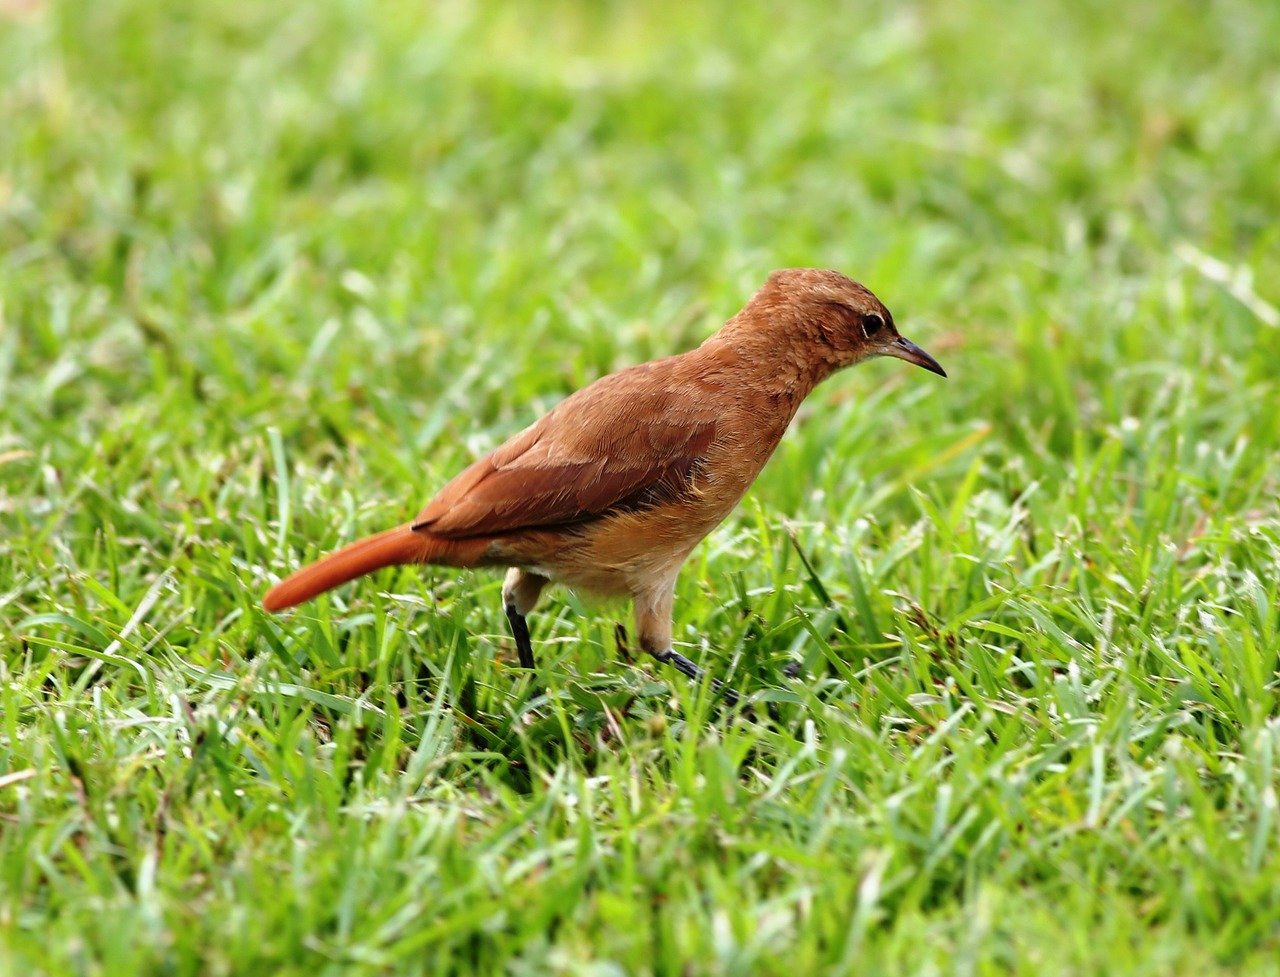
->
left=652, top=649, right=742, bottom=708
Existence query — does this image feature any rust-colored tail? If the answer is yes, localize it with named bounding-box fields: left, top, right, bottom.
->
left=263, top=524, right=482, bottom=612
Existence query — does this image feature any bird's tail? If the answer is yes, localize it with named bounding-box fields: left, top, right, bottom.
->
left=262, top=524, right=486, bottom=611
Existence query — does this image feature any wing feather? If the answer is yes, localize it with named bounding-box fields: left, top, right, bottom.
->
left=413, top=364, right=718, bottom=538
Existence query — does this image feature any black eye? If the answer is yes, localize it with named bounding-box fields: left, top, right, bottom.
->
left=859, top=312, right=886, bottom=337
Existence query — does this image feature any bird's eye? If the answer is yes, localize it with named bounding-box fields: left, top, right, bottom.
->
left=859, top=312, right=886, bottom=337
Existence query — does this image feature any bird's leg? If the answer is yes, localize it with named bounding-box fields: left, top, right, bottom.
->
left=502, top=568, right=548, bottom=671
left=504, top=605, right=535, bottom=670
left=634, top=579, right=743, bottom=708
left=654, top=648, right=741, bottom=708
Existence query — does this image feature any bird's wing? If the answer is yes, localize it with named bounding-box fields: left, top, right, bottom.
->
left=413, top=363, right=718, bottom=538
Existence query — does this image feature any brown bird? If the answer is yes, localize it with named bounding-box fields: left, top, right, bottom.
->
left=263, top=269, right=945, bottom=702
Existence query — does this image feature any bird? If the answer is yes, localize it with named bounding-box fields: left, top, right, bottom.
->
left=263, top=268, right=945, bottom=704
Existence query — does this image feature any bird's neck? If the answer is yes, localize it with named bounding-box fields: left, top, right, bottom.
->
left=699, top=313, right=840, bottom=406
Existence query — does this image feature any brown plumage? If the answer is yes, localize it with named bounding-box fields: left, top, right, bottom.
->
left=263, top=268, right=945, bottom=700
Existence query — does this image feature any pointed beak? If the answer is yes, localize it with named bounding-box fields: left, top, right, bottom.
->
left=886, top=336, right=946, bottom=377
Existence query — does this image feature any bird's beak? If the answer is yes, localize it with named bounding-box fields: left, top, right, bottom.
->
left=886, top=336, right=946, bottom=377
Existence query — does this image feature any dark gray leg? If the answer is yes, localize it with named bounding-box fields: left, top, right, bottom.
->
left=505, top=603, right=536, bottom=671
left=652, top=648, right=742, bottom=707
left=634, top=578, right=745, bottom=708
left=502, top=568, right=549, bottom=672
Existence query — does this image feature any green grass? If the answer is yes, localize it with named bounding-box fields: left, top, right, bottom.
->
left=3, top=0, right=1280, bottom=973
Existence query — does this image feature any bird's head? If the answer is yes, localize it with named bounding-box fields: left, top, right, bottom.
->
left=752, top=268, right=947, bottom=378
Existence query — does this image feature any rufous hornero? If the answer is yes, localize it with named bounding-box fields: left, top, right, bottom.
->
left=264, top=269, right=946, bottom=705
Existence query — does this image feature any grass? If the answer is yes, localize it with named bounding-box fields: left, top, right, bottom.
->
left=3, top=0, right=1280, bottom=973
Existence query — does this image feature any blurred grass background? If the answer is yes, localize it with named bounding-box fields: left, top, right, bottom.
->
left=2, top=0, right=1280, bottom=974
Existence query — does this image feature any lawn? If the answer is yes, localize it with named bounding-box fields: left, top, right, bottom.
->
left=3, top=0, right=1280, bottom=974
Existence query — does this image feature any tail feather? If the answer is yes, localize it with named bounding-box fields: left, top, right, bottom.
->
left=263, top=524, right=478, bottom=612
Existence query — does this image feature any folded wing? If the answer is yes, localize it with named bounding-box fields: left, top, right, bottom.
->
left=413, top=365, right=718, bottom=538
